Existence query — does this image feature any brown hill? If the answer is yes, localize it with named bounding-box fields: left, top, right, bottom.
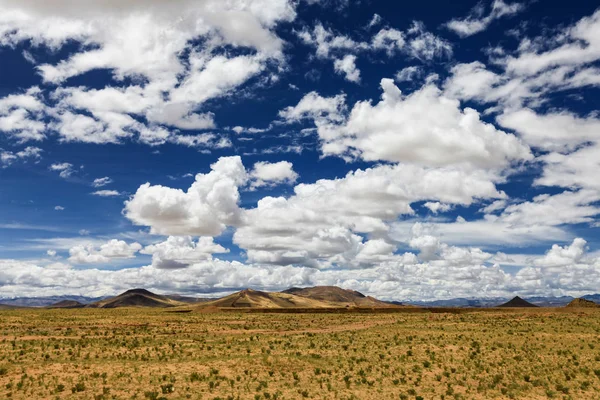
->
left=498, top=296, right=538, bottom=308
left=198, top=286, right=396, bottom=310
left=87, top=289, right=187, bottom=308
left=282, top=286, right=390, bottom=307
left=566, top=298, right=600, bottom=308
left=48, top=300, right=84, bottom=309
left=200, top=289, right=331, bottom=309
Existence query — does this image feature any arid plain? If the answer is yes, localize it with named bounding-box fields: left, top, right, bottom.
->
left=1, top=304, right=600, bottom=400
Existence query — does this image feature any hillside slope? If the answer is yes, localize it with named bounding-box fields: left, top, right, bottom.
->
left=87, top=289, right=187, bottom=308
left=282, top=286, right=390, bottom=307
left=497, top=296, right=538, bottom=308
left=200, top=289, right=333, bottom=308
left=48, top=300, right=85, bottom=309
left=566, top=298, right=600, bottom=308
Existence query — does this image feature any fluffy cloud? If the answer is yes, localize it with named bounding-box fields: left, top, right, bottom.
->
left=141, top=236, right=229, bottom=269
left=68, top=239, right=142, bottom=264
left=445, top=10, right=600, bottom=108
left=395, top=66, right=423, bottom=82
left=4, top=236, right=600, bottom=300
left=533, top=238, right=588, bottom=268
left=283, top=79, right=531, bottom=168
left=0, top=0, right=297, bottom=145
left=497, top=109, right=600, bottom=152
left=445, top=0, right=524, bottom=37
left=299, top=21, right=452, bottom=61
left=0, top=87, right=46, bottom=142
left=0, top=146, right=41, bottom=167
left=249, top=161, right=298, bottom=189
left=124, top=156, right=248, bottom=236
left=333, top=54, right=361, bottom=83
left=235, top=162, right=508, bottom=268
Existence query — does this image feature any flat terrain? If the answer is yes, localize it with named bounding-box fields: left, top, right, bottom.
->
left=1, top=308, right=599, bottom=399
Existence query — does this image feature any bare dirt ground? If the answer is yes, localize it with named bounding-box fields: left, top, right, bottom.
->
left=1, top=308, right=599, bottom=399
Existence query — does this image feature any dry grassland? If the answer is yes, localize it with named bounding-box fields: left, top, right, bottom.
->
left=1, top=308, right=599, bottom=399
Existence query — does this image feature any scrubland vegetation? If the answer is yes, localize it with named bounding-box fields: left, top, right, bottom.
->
left=1, top=308, right=600, bottom=399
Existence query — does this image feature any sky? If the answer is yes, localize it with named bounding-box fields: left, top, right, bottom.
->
left=1, top=0, right=600, bottom=301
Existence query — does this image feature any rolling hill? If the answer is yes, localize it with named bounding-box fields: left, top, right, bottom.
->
left=198, top=286, right=397, bottom=309
left=282, top=286, right=390, bottom=307
left=566, top=298, right=600, bottom=308
left=199, top=289, right=332, bottom=308
left=497, top=296, right=538, bottom=308
left=48, top=300, right=85, bottom=309
left=87, top=289, right=188, bottom=308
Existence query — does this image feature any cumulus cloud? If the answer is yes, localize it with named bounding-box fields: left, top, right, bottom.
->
left=249, top=161, right=298, bottom=189
left=533, top=238, right=588, bottom=268
left=497, top=109, right=600, bottom=152
left=141, top=236, right=229, bottom=269
left=282, top=78, right=531, bottom=168
left=0, top=0, right=297, bottom=146
left=3, top=235, right=600, bottom=300
left=235, top=162, right=508, bottom=268
left=68, top=239, right=142, bottom=264
left=0, top=87, right=46, bottom=142
left=333, top=54, right=361, bottom=83
left=445, top=0, right=525, bottom=37
left=124, top=156, right=248, bottom=236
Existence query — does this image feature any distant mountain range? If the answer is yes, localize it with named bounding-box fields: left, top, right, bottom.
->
left=2, top=289, right=600, bottom=309
left=403, top=294, right=600, bottom=308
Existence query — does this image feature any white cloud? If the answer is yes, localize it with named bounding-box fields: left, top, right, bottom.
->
left=371, top=28, right=405, bottom=55
left=497, top=108, right=600, bottom=152
left=235, top=162, right=508, bottom=268
left=54, top=206, right=64, bottom=211
left=124, top=156, right=248, bottom=236
left=297, top=23, right=367, bottom=59
left=4, top=235, right=600, bottom=300
left=93, top=177, right=113, bottom=188
left=49, top=162, right=75, bottom=178
left=249, top=161, right=299, bottom=189
left=395, top=66, right=423, bottom=82
left=444, top=10, right=600, bottom=109
left=0, top=0, right=297, bottom=146
left=141, top=236, right=229, bottom=269
left=533, top=238, right=587, bottom=268
left=499, top=190, right=600, bottom=227
left=445, top=0, right=525, bottom=37
left=0, top=146, right=42, bottom=167
left=505, top=9, right=600, bottom=76
left=423, top=202, right=452, bottom=214
left=333, top=54, right=361, bottom=83
left=283, top=79, right=532, bottom=168
left=68, top=239, right=142, bottom=264
left=0, top=87, right=46, bottom=142
left=279, top=91, right=346, bottom=123
left=92, top=190, right=121, bottom=197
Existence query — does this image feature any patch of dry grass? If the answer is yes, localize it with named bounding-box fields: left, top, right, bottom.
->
left=1, top=308, right=599, bottom=399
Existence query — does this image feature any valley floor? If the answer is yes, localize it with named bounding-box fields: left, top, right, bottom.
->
left=0, top=308, right=599, bottom=399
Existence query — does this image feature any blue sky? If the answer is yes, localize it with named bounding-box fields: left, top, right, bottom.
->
left=1, top=0, right=600, bottom=300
